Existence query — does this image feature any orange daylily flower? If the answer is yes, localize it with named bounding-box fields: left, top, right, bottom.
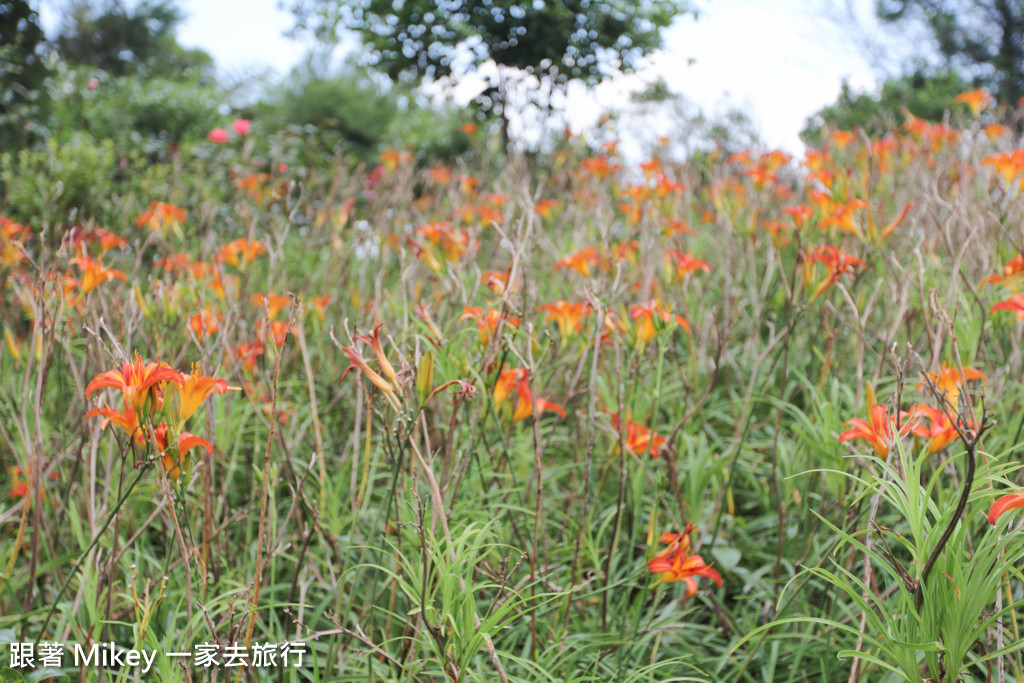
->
left=250, top=293, right=291, bottom=319
left=156, top=252, right=192, bottom=273
left=830, top=129, right=857, bottom=149
left=218, top=238, right=267, bottom=268
left=379, top=148, right=412, bottom=172
left=86, top=404, right=144, bottom=444
left=664, top=249, right=711, bottom=282
left=580, top=156, right=618, bottom=179
left=309, top=295, right=332, bottom=320
left=611, top=413, right=666, bottom=458
left=172, top=364, right=235, bottom=425
left=988, top=492, right=1024, bottom=525
left=414, top=222, right=471, bottom=273
left=460, top=306, right=520, bottom=345
left=153, top=424, right=213, bottom=480
left=69, top=256, right=127, bottom=295
left=135, top=201, right=186, bottom=236
left=629, top=300, right=689, bottom=352
left=230, top=341, right=264, bottom=373
left=838, top=404, right=905, bottom=459
left=648, top=525, right=723, bottom=595
left=257, top=319, right=293, bottom=347
left=234, top=172, right=271, bottom=204
left=8, top=465, right=58, bottom=503
left=991, top=294, right=1024, bottom=319
left=86, top=354, right=185, bottom=415
left=534, top=199, right=560, bottom=219
left=917, top=363, right=987, bottom=410
left=781, top=204, right=813, bottom=228
left=480, top=270, right=513, bottom=294
left=981, top=254, right=1024, bottom=288
left=954, top=88, right=992, bottom=116
left=805, top=245, right=866, bottom=299
left=536, top=301, right=591, bottom=340
left=492, top=368, right=565, bottom=422
left=511, top=378, right=566, bottom=423
left=188, top=308, right=224, bottom=338
left=820, top=199, right=869, bottom=236
left=904, top=404, right=965, bottom=455
left=662, top=218, right=695, bottom=236
left=984, top=123, right=1007, bottom=141
left=982, top=150, right=1024, bottom=191
left=493, top=368, right=530, bottom=408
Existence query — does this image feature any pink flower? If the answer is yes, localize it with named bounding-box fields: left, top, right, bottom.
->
left=87, top=77, right=100, bottom=91
left=231, top=119, right=251, bottom=136
left=207, top=128, right=229, bottom=144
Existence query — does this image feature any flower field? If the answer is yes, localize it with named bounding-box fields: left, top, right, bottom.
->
left=4, top=101, right=1024, bottom=681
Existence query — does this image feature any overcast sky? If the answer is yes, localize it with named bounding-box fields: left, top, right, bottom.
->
left=39, top=0, right=914, bottom=153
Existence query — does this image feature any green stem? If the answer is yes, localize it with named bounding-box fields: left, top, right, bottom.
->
left=34, top=464, right=149, bottom=646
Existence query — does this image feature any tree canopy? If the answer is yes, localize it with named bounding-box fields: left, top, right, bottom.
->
left=290, top=0, right=691, bottom=145
left=876, top=0, right=1024, bottom=104
left=0, top=0, right=51, bottom=149
left=53, top=0, right=213, bottom=78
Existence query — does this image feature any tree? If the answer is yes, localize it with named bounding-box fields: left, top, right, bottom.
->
left=876, top=0, right=1024, bottom=104
left=0, top=0, right=51, bottom=150
left=53, top=0, right=213, bottom=78
left=290, top=0, right=692, bottom=149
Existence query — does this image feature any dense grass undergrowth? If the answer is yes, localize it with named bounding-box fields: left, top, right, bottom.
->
left=4, top=100, right=1024, bottom=681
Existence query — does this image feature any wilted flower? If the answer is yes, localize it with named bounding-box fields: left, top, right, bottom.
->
left=988, top=492, right=1024, bottom=525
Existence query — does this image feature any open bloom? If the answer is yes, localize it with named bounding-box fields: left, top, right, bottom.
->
left=460, top=306, right=520, bottom=345
left=989, top=492, right=1024, bottom=525
left=218, top=238, right=267, bottom=268
left=69, top=256, right=127, bottom=295
left=917, top=363, right=986, bottom=410
left=207, top=128, right=229, bottom=143
left=629, top=300, right=689, bottom=352
left=904, top=404, right=965, bottom=455
left=611, top=413, right=665, bottom=458
left=188, top=308, right=224, bottom=338
left=537, top=301, right=591, bottom=340
left=152, top=424, right=213, bottom=480
left=86, top=404, right=144, bottom=444
left=805, top=245, right=866, bottom=299
left=990, top=294, right=1024, bottom=320
left=492, top=368, right=565, bottom=422
left=172, top=365, right=235, bottom=426
left=554, top=247, right=603, bottom=278
left=135, top=201, right=186, bottom=236
left=664, top=249, right=711, bottom=282
left=86, top=354, right=184, bottom=415
left=648, top=525, right=723, bottom=596
left=954, top=88, right=992, bottom=116
left=981, top=254, right=1024, bottom=288
left=838, top=404, right=906, bottom=459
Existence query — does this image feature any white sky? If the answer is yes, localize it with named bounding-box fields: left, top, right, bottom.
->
left=40, top=0, right=907, bottom=153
